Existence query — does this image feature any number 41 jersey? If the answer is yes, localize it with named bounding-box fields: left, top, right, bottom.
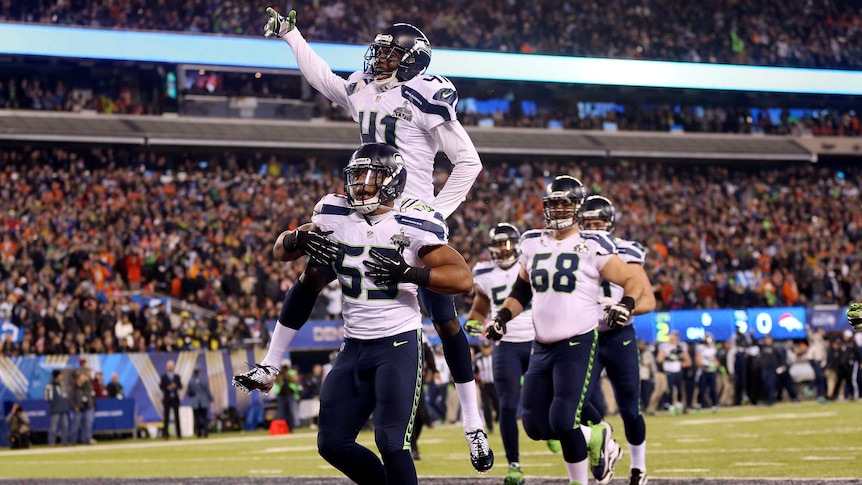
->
left=344, top=71, right=458, bottom=204
left=312, top=194, right=449, bottom=340
left=518, top=229, right=617, bottom=343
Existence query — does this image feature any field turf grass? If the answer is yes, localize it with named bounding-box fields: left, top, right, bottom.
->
left=1, top=400, right=860, bottom=481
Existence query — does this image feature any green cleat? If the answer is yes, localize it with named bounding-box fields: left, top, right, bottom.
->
left=546, top=439, right=561, bottom=454
left=503, top=463, right=525, bottom=485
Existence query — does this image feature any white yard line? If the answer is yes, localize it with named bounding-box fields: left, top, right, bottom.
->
left=678, top=411, right=836, bottom=426
left=0, top=433, right=314, bottom=457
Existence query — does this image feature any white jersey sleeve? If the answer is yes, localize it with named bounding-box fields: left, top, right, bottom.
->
left=616, top=238, right=647, bottom=265
left=472, top=261, right=536, bottom=343
left=581, top=231, right=646, bottom=331
left=401, top=75, right=459, bottom=131
left=282, top=29, right=356, bottom=111
left=311, top=194, right=353, bottom=232
left=394, top=199, right=449, bottom=251
left=431, top=120, right=482, bottom=219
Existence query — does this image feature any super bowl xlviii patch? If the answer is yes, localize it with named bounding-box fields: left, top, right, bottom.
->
left=390, top=231, right=411, bottom=253
left=573, top=242, right=589, bottom=253
left=392, top=101, right=413, bottom=122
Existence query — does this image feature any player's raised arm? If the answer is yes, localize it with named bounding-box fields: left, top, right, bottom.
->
left=265, top=7, right=352, bottom=109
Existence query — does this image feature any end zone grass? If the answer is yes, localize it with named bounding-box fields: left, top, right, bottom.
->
left=1, top=401, right=860, bottom=480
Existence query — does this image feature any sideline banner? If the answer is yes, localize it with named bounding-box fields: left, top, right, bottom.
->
left=2, top=398, right=135, bottom=432
left=0, top=349, right=264, bottom=427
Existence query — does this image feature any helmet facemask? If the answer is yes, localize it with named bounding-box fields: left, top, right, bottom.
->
left=363, top=24, right=431, bottom=83
left=489, top=239, right=519, bottom=269
left=543, top=197, right=581, bottom=230
left=345, top=161, right=394, bottom=214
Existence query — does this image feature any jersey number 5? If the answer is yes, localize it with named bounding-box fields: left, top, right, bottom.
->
left=359, top=111, right=398, bottom=147
left=335, top=243, right=399, bottom=300
left=530, top=253, right=580, bottom=293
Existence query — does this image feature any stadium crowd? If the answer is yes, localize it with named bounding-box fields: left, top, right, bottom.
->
left=0, top=145, right=860, bottom=362
left=2, top=0, right=862, bottom=69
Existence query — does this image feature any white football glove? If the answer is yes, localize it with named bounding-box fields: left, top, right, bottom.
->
left=264, top=7, right=296, bottom=38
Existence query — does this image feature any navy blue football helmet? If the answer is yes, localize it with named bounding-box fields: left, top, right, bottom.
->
left=542, top=175, right=587, bottom=230
left=488, top=223, right=521, bottom=269
left=578, top=195, right=616, bottom=232
left=364, top=23, right=431, bottom=82
left=344, top=143, right=407, bottom=214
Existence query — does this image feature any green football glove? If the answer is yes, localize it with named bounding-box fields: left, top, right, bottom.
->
left=264, top=7, right=296, bottom=38
left=848, top=302, right=862, bottom=331
left=464, top=319, right=483, bottom=337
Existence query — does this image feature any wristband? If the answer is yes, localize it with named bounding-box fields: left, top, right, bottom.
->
left=403, top=266, right=431, bottom=287
left=282, top=230, right=299, bottom=252
left=496, top=307, right=513, bottom=325
left=620, top=296, right=636, bottom=312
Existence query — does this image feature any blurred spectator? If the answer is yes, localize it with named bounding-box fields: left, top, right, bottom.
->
left=187, top=366, right=213, bottom=438
left=69, top=370, right=95, bottom=444
left=92, top=370, right=108, bottom=399
left=44, top=369, right=70, bottom=446
left=5, top=403, right=31, bottom=449
left=159, top=359, right=182, bottom=439
left=106, top=372, right=124, bottom=399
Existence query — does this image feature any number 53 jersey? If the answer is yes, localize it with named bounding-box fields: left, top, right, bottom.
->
left=518, top=229, right=617, bottom=344
left=312, top=194, right=449, bottom=340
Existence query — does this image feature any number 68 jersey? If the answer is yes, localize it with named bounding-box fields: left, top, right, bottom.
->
left=312, top=194, right=449, bottom=340
left=518, top=229, right=618, bottom=343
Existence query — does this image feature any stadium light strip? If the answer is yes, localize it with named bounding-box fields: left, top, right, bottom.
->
left=2, top=23, right=862, bottom=95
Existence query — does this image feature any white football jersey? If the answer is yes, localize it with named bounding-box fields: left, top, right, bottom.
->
left=695, top=343, right=719, bottom=371
left=312, top=194, right=449, bottom=340
left=658, top=342, right=689, bottom=373
left=342, top=71, right=458, bottom=204
left=472, top=261, right=536, bottom=343
left=518, top=229, right=617, bottom=344
left=580, top=230, right=647, bottom=331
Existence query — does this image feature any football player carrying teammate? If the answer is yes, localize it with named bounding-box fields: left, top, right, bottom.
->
left=241, top=143, right=472, bottom=484
left=235, top=7, right=492, bottom=472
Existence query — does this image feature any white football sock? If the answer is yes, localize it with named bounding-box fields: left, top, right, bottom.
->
left=455, top=381, right=482, bottom=429
left=629, top=440, right=646, bottom=470
left=260, top=323, right=297, bottom=369
left=565, top=457, right=589, bottom=484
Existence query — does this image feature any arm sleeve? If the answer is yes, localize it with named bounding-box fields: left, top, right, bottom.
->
left=282, top=29, right=352, bottom=110
left=430, top=121, right=482, bottom=219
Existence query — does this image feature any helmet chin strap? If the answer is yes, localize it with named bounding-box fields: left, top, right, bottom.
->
left=374, top=72, right=402, bottom=91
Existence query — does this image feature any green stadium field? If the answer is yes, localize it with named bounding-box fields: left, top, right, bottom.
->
left=1, top=400, right=860, bottom=483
